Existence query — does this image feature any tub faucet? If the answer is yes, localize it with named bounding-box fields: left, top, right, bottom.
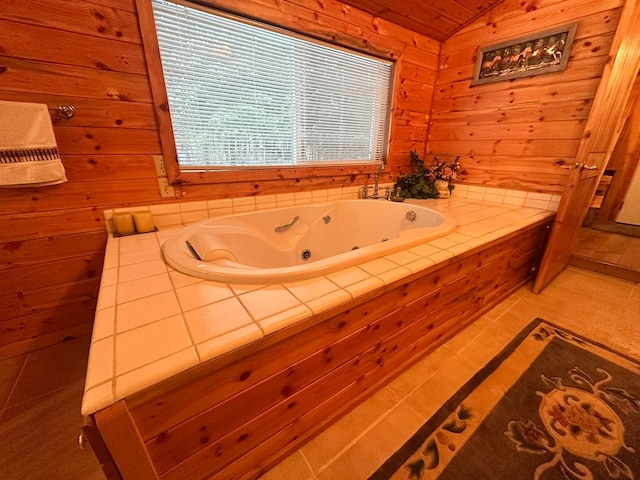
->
left=372, top=170, right=380, bottom=198
left=362, top=169, right=387, bottom=199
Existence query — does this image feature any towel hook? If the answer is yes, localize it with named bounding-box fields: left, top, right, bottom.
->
left=56, top=104, right=75, bottom=119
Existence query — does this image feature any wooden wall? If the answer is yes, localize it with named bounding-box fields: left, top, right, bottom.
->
left=0, top=0, right=438, bottom=359
left=0, top=0, right=628, bottom=359
left=431, top=0, right=625, bottom=193
left=0, top=0, right=159, bottom=359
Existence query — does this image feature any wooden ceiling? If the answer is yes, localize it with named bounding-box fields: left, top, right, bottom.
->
left=340, top=0, right=505, bottom=41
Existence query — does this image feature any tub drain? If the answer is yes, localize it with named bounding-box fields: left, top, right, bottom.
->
left=301, top=249, right=312, bottom=261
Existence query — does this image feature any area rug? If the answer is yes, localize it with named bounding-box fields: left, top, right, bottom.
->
left=370, top=318, right=640, bottom=480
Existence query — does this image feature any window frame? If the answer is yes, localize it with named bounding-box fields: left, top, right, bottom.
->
left=136, top=0, right=394, bottom=187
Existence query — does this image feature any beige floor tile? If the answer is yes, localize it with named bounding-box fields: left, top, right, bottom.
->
left=0, top=380, right=104, bottom=480
left=483, top=287, right=528, bottom=320
left=0, top=354, right=26, bottom=414
left=489, top=308, right=540, bottom=342
left=436, top=315, right=489, bottom=354
left=404, top=353, right=480, bottom=422
left=520, top=276, right=631, bottom=329
left=301, top=386, right=401, bottom=472
left=457, top=321, right=520, bottom=368
left=6, top=336, right=90, bottom=408
left=316, top=403, right=425, bottom=480
left=256, top=450, right=315, bottom=480
left=573, top=227, right=640, bottom=271
left=386, top=344, right=457, bottom=400
left=609, top=296, right=640, bottom=360
left=540, top=266, right=634, bottom=302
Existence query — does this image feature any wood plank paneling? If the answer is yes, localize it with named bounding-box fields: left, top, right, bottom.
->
left=0, top=0, right=439, bottom=361
left=0, top=323, right=94, bottom=361
left=3, top=256, right=103, bottom=296
left=0, top=301, right=97, bottom=347
left=52, top=127, right=161, bottom=155
left=0, top=19, right=147, bottom=75
left=0, top=92, right=157, bottom=130
left=339, top=0, right=504, bottom=41
left=94, top=401, right=158, bottom=480
left=430, top=0, right=624, bottom=192
left=0, top=209, right=105, bottom=243
left=0, top=232, right=106, bottom=270
left=429, top=120, right=587, bottom=141
left=0, top=0, right=163, bottom=359
left=0, top=279, right=100, bottom=320
left=0, top=180, right=163, bottom=213
left=58, top=155, right=159, bottom=182
left=443, top=0, right=624, bottom=51
left=433, top=78, right=603, bottom=112
left=0, top=57, right=152, bottom=102
left=428, top=139, right=581, bottom=157
left=432, top=100, right=594, bottom=125
left=0, top=0, right=628, bottom=372
left=2, top=0, right=142, bottom=43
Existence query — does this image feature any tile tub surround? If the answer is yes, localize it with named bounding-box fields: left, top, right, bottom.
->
left=82, top=186, right=557, bottom=416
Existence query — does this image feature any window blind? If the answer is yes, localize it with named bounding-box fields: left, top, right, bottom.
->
left=151, top=0, right=393, bottom=168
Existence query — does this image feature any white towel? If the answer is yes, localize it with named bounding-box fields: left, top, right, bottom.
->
left=0, top=100, right=67, bottom=187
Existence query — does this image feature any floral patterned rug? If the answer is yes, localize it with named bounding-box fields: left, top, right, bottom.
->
left=369, top=319, right=640, bottom=480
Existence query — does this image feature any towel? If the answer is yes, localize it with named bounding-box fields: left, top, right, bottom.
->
left=0, top=100, right=67, bottom=187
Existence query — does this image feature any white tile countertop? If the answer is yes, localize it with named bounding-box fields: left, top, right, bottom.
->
left=81, top=186, right=558, bottom=415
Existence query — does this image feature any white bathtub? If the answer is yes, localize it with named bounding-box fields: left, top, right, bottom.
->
left=161, top=199, right=457, bottom=283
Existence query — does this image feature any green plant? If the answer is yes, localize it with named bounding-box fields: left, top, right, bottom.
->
left=394, top=151, right=463, bottom=199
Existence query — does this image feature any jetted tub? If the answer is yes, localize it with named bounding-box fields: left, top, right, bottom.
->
left=162, top=199, right=457, bottom=283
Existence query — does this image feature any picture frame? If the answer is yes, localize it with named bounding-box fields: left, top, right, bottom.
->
left=471, top=23, right=578, bottom=86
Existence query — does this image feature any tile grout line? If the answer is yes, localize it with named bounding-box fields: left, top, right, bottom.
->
left=298, top=449, right=317, bottom=480
left=0, top=353, right=31, bottom=421
left=312, top=386, right=410, bottom=477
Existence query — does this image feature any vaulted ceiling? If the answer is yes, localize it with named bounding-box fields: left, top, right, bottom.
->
left=340, top=0, right=505, bottom=41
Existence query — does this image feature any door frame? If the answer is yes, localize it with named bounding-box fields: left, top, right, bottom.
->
left=532, top=0, right=640, bottom=293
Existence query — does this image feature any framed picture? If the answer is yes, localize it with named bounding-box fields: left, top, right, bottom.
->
left=471, top=23, right=577, bottom=86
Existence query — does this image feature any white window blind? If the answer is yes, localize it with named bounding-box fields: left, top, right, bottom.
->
left=151, top=0, right=393, bottom=168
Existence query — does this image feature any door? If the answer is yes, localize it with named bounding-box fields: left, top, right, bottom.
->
left=532, top=0, right=640, bottom=293
left=532, top=160, right=602, bottom=293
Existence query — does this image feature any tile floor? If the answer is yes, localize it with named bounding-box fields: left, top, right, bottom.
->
left=1, top=266, right=638, bottom=480
left=0, top=336, right=104, bottom=480
left=573, top=226, right=640, bottom=271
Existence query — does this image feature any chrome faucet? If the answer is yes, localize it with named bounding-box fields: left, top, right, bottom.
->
left=362, top=167, right=389, bottom=199
left=372, top=169, right=380, bottom=198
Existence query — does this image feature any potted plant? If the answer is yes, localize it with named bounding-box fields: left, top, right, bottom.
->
left=394, top=150, right=464, bottom=199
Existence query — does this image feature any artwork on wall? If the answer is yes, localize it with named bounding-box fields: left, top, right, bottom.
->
left=471, top=23, right=578, bottom=86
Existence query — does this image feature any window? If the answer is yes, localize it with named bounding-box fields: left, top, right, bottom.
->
left=151, top=0, right=393, bottom=169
